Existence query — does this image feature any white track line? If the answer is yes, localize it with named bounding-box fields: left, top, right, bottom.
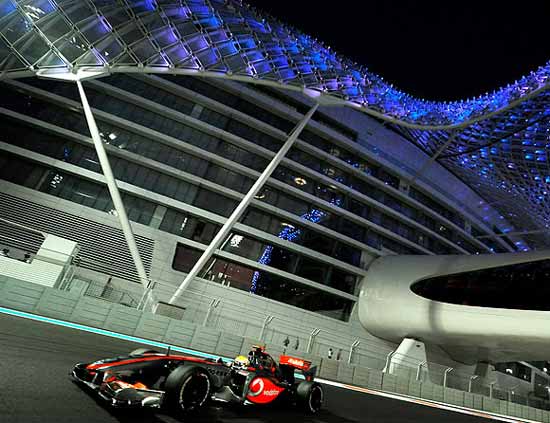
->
left=318, top=378, right=533, bottom=422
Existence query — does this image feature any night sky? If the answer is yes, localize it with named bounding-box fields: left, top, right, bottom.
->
left=245, top=1, right=550, bottom=101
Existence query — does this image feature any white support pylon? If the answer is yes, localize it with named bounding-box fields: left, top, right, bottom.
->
left=74, top=79, right=154, bottom=303
left=169, top=102, right=319, bottom=305
left=37, top=69, right=155, bottom=305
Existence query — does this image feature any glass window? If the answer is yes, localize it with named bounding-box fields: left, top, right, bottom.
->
left=200, top=108, right=230, bottom=130
left=106, top=75, right=195, bottom=115
left=0, top=151, right=46, bottom=188
left=334, top=243, right=361, bottom=267
left=252, top=267, right=354, bottom=321
left=349, top=198, right=371, bottom=220
left=123, top=196, right=156, bottom=225
left=339, top=218, right=365, bottom=242
left=0, top=84, right=88, bottom=135
left=17, top=80, right=267, bottom=174
left=162, top=75, right=239, bottom=108
left=160, top=209, right=219, bottom=244
left=259, top=187, right=309, bottom=216
left=330, top=268, right=358, bottom=295
left=172, top=244, right=203, bottom=273
left=410, top=187, right=464, bottom=229
left=10, top=164, right=156, bottom=225
left=287, top=148, right=322, bottom=172
left=231, top=98, right=294, bottom=133
left=380, top=235, right=420, bottom=255
left=221, top=233, right=357, bottom=292
left=221, top=233, right=266, bottom=262
left=226, top=119, right=280, bottom=152
left=378, top=169, right=400, bottom=189
left=300, top=230, right=336, bottom=256
left=534, top=373, right=549, bottom=400
left=494, top=362, right=532, bottom=382
left=4, top=81, right=447, bottom=258
left=193, top=188, right=237, bottom=217
left=240, top=208, right=284, bottom=236
left=240, top=208, right=360, bottom=267
left=205, top=166, right=253, bottom=193
left=295, top=256, right=329, bottom=285
left=206, top=258, right=257, bottom=291
left=170, top=244, right=355, bottom=321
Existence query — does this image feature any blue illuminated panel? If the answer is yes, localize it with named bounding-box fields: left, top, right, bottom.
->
left=1, top=0, right=550, bottom=248
left=0, top=0, right=548, bottom=128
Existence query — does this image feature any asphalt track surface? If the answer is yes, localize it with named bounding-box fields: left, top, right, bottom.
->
left=0, top=313, right=495, bottom=423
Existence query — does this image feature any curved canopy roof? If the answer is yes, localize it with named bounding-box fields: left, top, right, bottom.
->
left=1, top=0, right=549, bottom=249
left=396, top=90, right=550, bottom=251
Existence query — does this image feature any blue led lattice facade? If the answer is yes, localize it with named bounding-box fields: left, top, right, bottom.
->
left=0, top=0, right=549, bottom=128
left=2, top=0, right=550, bottom=248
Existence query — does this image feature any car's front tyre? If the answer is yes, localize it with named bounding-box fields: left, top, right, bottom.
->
left=163, top=366, right=211, bottom=416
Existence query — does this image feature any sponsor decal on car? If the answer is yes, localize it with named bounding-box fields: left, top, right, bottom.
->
left=279, top=355, right=311, bottom=370
left=263, top=389, right=281, bottom=396
left=247, top=378, right=264, bottom=397
left=110, top=380, right=135, bottom=391
left=246, top=377, right=285, bottom=404
left=288, top=358, right=305, bottom=367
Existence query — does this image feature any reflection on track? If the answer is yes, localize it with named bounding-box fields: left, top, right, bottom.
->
left=0, top=313, right=493, bottom=423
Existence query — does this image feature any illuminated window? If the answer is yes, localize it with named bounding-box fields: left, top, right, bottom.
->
left=229, top=234, right=244, bottom=248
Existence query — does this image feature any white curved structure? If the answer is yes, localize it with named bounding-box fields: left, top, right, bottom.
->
left=358, top=251, right=550, bottom=364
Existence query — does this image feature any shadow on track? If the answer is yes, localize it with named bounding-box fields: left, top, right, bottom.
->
left=192, top=404, right=360, bottom=423
left=78, top=382, right=358, bottom=423
left=75, top=382, right=172, bottom=423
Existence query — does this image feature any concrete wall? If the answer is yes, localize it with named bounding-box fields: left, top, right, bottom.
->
left=0, top=234, right=76, bottom=288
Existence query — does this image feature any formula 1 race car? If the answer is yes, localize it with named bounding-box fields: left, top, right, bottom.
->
left=71, top=345, right=323, bottom=418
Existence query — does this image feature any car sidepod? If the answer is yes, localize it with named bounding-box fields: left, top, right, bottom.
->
left=245, top=376, right=287, bottom=404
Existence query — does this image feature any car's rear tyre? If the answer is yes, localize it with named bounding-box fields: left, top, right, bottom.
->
left=129, top=348, right=160, bottom=356
left=296, top=381, right=323, bottom=414
left=163, top=366, right=211, bottom=416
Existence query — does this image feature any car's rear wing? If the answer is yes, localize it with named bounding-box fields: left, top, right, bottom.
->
left=279, top=355, right=311, bottom=371
left=279, top=355, right=318, bottom=381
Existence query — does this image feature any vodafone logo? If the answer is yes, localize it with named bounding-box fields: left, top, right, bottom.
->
left=248, top=378, right=264, bottom=397
left=263, top=389, right=280, bottom=396
left=246, top=377, right=285, bottom=403
left=288, top=358, right=304, bottom=367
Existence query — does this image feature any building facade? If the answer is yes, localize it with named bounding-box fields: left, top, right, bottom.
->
left=2, top=0, right=550, bottom=395
left=0, top=72, right=519, bottom=363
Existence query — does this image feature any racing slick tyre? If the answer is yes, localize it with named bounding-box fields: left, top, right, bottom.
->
left=163, top=365, right=211, bottom=416
left=129, top=348, right=160, bottom=356
left=296, top=381, right=324, bottom=414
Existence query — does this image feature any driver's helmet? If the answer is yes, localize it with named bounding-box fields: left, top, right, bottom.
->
left=248, top=346, right=269, bottom=369
left=232, top=355, right=250, bottom=370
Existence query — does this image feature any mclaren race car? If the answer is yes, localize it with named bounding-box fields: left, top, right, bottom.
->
left=71, top=345, right=324, bottom=418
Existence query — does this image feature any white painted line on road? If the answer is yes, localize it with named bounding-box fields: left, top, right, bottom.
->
left=318, top=378, right=533, bottom=423
left=0, top=306, right=535, bottom=422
